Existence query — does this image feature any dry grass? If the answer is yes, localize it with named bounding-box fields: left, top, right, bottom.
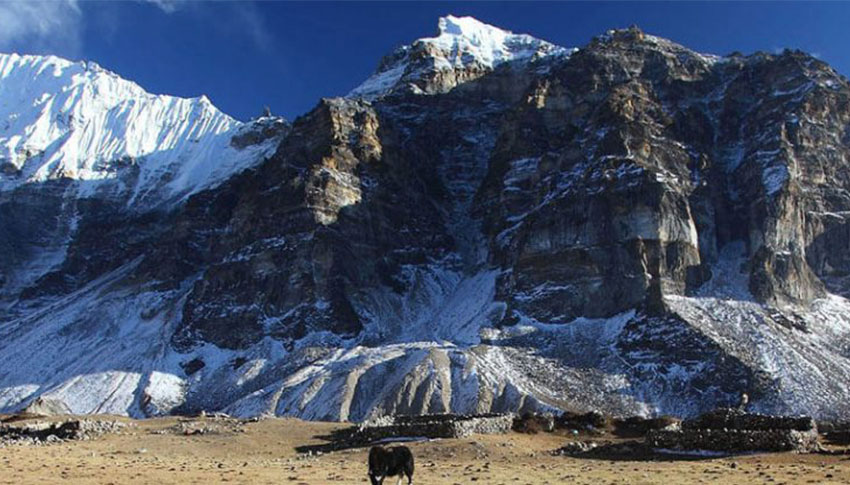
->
left=0, top=415, right=848, bottom=484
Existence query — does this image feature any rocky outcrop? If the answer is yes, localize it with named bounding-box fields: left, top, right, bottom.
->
left=479, top=29, right=850, bottom=323
left=21, top=397, right=72, bottom=417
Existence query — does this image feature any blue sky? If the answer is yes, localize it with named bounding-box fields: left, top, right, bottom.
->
left=2, top=1, right=849, bottom=121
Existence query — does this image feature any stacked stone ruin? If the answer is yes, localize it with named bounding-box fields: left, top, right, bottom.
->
left=647, top=408, right=820, bottom=453
left=819, top=420, right=850, bottom=445
left=0, top=419, right=126, bottom=446
left=357, top=413, right=514, bottom=441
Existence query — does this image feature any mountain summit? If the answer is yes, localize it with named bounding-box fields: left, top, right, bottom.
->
left=348, top=15, right=570, bottom=99
left=0, top=53, right=286, bottom=207
left=2, top=17, right=850, bottom=421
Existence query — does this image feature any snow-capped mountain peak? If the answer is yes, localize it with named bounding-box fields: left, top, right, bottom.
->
left=348, top=15, right=571, bottom=100
left=431, top=15, right=553, bottom=68
left=0, top=52, right=284, bottom=207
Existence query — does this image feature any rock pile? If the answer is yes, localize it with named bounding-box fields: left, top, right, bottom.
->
left=0, top=419, right=126, bottom=446
left=556, top=411, right=608, bottom=431
left=647, top=408, right=820, bottom=453
left=153, top=416, right=249, bottom=436
left=553, top=440, right=647, bottom=457
left=513, top=413, right=556, bottom=433
left=553, top=441, right=598, bottom=455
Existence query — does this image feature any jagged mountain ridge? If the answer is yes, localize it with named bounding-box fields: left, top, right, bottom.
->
left=0, top=53, right=287, bottom=206
left=2, top=18, right=850, bottom=421
left=0, top=52, right=288, bottom=314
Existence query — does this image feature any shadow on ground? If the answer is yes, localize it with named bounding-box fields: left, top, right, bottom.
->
left=294, top=425, right=415, bottom=454
left=555, top=440, right=726, bottom=462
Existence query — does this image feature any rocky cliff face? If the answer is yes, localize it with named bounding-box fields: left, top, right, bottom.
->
left=480, top=27, right=850, bottom=320
left=2, top=18, right=850, bottom=421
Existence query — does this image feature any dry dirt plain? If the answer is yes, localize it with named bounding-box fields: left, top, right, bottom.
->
left=1, top=416, right=849, bottom=484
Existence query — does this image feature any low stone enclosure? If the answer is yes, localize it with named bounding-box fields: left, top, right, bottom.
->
left=422, top=409, right=831, bottom=457
left=314, top=409, right=826, bottom=456
left=0, top=419, right=126, bottom=446
left=357, top=413, right=514, bottom=441
left=647, top=408, right=821, bottom=453
left=296, top=413, right=515, bottom=453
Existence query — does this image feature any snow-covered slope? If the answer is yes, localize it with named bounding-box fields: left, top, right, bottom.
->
left=0, top=53, right=282, bottom=206
left=348, top=15, right=572, bottom=99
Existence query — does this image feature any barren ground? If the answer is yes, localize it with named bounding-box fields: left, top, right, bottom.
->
left=1, top=416, right=849, bottom=484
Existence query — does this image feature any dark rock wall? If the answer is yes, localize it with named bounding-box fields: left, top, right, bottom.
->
left=477, top=32, right=850, bottom=323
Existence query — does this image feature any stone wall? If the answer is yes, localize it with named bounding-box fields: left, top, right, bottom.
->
left=647, top=408, right=820, bottom=453
left=453, top=414, right=514, bottom=437
left=0, top=419, right=126, bottom=446
left=683, top=408, right=815, bottom=432
left=357, top=413, right=513, bottom=441
left=648, top=428, right=820, bottom=453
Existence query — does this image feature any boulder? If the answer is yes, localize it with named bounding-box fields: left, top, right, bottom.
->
left=21, top=397, right=71, bottom=417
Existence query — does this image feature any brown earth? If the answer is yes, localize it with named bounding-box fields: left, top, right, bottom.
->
left=1, top=416, right=849, bottom=484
